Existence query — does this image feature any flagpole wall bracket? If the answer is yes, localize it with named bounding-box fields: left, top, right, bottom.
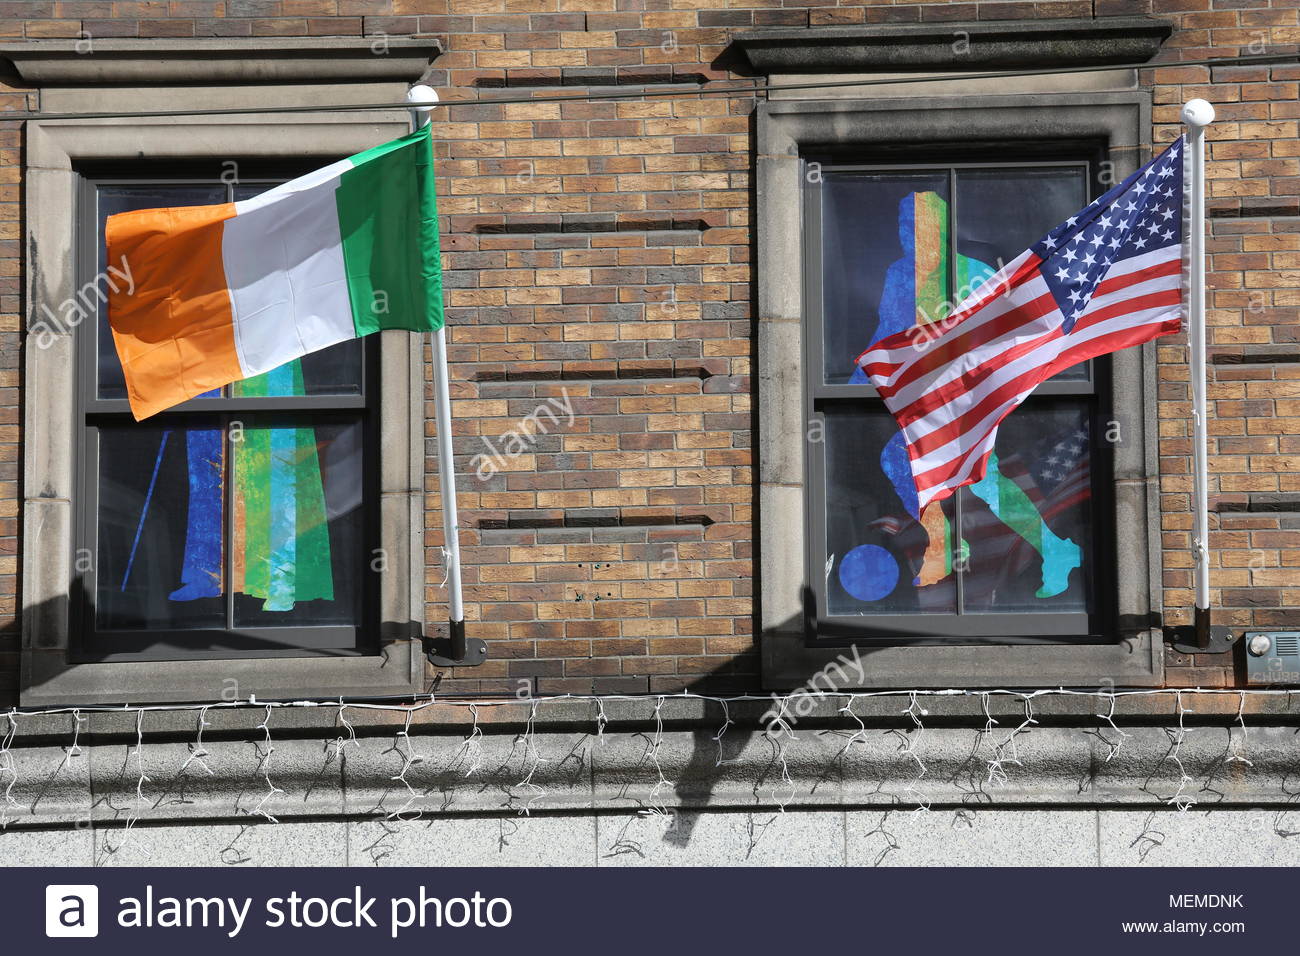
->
left=1167, top=607, right=1238, bottom=655
left=424, top=620, right=489, bottom=668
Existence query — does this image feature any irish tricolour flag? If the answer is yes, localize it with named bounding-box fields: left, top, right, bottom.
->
left=107, top=125, right=442, bottom=420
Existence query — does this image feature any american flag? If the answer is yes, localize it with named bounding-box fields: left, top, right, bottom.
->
left=857, top=137, right=1187, bottom=511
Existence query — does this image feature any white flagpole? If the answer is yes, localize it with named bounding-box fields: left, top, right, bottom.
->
left=407, top=84, right=481, bottom=666
left=1182, top=98, right=1215, bottom=646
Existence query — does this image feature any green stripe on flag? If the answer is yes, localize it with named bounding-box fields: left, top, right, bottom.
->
left=335, top=124, right=444, bottom=337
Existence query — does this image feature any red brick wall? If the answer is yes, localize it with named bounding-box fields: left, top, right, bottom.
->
left=1149, top=17, right=1300, bottom=685
left=2, top=0, right=1297, bottom=700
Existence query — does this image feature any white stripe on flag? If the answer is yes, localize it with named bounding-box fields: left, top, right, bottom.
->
left=885, top=278, right=1058, bottom=411
left=223, top=164, right=357, bottom=377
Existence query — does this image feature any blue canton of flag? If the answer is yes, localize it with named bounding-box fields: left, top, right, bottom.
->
left=1035, top=139, right=1184, bottom=333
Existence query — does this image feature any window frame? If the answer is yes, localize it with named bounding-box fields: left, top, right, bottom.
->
left=802, top=155, right=1117, bottom=643
left=756, top=92, right=1164, bottom=689
left=71, top=170, right=382, bottom=662
left=21, top=109, right=427, bottom=705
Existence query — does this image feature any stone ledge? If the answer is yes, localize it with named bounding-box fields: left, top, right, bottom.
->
left=0, top=722, right=1292, bottom=831
left=731, top=17, right=1172, bottom=74
left=0, top=37, right=442, bottom=86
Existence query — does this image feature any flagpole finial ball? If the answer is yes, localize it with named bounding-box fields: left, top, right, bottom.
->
left=406, top=84, right=439, bottom=112
left=1181, top=99, right=1215, bottom=128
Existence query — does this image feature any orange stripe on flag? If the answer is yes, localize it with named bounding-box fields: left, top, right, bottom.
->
left=106, top=202, right=243, bottom=420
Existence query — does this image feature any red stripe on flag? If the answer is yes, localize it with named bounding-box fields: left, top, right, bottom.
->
left=879, top=288, right=1057, bottom=399
left=904, top=356, right=1059, bottom=459
left=1070, top=287, right=1181, bottom=333
left=1047, top=313, right=1183, bottom=377
left=892, top=317, right=1063, bottom=429
left=854, top=253, right=1044, bottom=376
left=912, top=416, right=1005, bottom=495
left=1091, top=253, right=1181, bottom=299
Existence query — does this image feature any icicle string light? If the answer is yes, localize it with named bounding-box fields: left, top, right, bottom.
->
left=249, top=705, right=284, bottom=824
left=388, top=708, right=428, bottom=821
left=0, top=710, right=18, bottom=828
left=1227, top=690, right=1254, bottom=768
left=0, top=688, right=1288, bottom=842
left=1100, top=692, right=1132, bottom=763
left=179, top=705, right=214, bottom=779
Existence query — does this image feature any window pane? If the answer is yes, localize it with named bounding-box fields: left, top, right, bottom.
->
left=96, top=185, right=226, bottom=400
left=94, top=416, right=365, bottom=633
left=96, top=423, right=227, bottom=630
left=231, top=416, right=364, bottom=628
left=234, top=182, right=363, bottom=396
left=958, top=401, right=1095, bottom=614
left=955, top=167, right=1091, bottom=382
left=824, top=407, right=958, bottom=616
left=955, top=167, right=1087, bottom=264
left=820, top=172, right=949, bottom=386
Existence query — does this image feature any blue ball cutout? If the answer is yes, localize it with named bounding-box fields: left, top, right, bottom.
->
left=838, top=544, right=899, bottom=603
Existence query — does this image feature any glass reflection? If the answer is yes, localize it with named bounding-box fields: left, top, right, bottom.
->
left=960, top=403, right=1093, bottom=614
left=820, top=172, right=950, bottom=386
